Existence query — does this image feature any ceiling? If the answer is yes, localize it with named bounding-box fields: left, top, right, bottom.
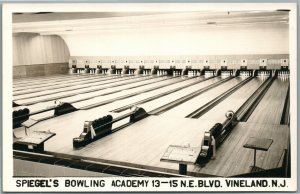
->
left=12, top=11, right=289, bottom=35
left=13, top=12, right=164, bottom=23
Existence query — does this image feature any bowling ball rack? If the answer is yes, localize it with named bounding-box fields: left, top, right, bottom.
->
left=73, top=107, right=149, bottom=148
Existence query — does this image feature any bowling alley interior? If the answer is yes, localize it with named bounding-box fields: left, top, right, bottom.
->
left=11, top=10, right=291, bottom=177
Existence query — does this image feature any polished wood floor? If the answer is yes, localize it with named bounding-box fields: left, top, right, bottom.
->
left=13, top=73, right=290, bottom=177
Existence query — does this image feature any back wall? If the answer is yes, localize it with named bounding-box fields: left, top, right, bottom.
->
left=13, top=33, right=70, bottom=78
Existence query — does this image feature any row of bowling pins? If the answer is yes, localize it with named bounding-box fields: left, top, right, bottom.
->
left=221, top=71, right=232, bottom=77
left=115, top=70, right=123, bottom=75
left=143, top=70, right=152, bottom=75
left=157, top=70, right=168, bottom=76
left=278, top=71, right=289, bottom=76
left=73, top=68, right=85, bottom=74
left=72, top=68, right=103, bottom=74
left=128, top=70, right=135, bottom=75
left=240, top=71, right=250, bottom=77
left=258, top=71, right=270, bottom=77
left=173, top=70, right=182, bottom=76
left=278, top=71, right=289, bottom=81
left=187, top=70, right=200, bottom=76
left=205, top=71, right=215, bottom=77
left=101, top=69, right=109, bottom=74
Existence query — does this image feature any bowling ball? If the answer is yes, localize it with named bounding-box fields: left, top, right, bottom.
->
left=96, top=119, right=101, bottom=127
left=24, top=108, right=29, bottom=115
left=225, top=110, right=235, bottom=119
left=13, top=111, right=17, bottom=118
left=92, top=120, right=97, bottom=128
left=107, top=115, right=113, bottom=121
left=130, top=105, right=138, bottom=111
left=210, top=123, right=223, bottom=137
left=17, top=109, right=23, bottom=117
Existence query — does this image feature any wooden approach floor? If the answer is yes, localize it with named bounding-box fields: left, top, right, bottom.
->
left=13, top=74, right=290, bottom=177
left=15, top=116, right=289, bottom=177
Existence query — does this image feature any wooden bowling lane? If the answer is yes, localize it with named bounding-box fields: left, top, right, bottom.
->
left=13, top=73, right=76, bottom=84
left=82, top=76, right=225, bottom=112
left=192, top=122, right=289, bottom=177
left=160, top=77, right=244, bottom=117
left=64, top=76, right=206, bottom=117
left=13, top=75, right=137, bottom=96
left=27, top=115, right=208, bottom=174
left=247, top=78, right=290, bottom=124
left=26, top=76, right=203, bottom=122
left=111, top=76, right=210, bottom=113
left=198, top=77, right=264, bottom=121
left=26, top=76, right=186, bottom=121
left=13, top=74, right=91, bottom=87
left=136, top=77, right=223, bottom=113
left=73, top=76, right=190, bottom=109
left=24, top=109, right=289, bottom=177
left=13, top=74, right=122, bottom=93
left=15, top=76, right=171, bottom=105
left=14, top=75, right=139, bottom=99
left=21, top=76, right=197, bottom=114
left=14, top=76, right=162, bottom=101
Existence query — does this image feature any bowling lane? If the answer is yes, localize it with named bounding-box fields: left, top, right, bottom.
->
left=13, top=74, right=118, bottom=92
left=72, top=75, right=190, bottom=109
left=25, top=113, right=208, bottom=172
left=14, top=75, right=159, bottom=103
left=21, top=76, right=192, bottom=113
left=13, top=75, right=135, bottom=96
left=13, top=74, right=91, bottom=87
left=136, top=76, right=224, bottom=113
left=199, top=77, right=265, bottom=121
left=160, top=77, right=245, bottom=117
left=13, top=74, right=75, bottom=84
left=27, top=76, right=204, bottom=122
left=36, top=76, right=206, bottom=119
left=247, top=77, right=289, bottom=124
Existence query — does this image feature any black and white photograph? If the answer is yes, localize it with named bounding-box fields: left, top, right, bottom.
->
left=2, top=2, right=297, bottom=192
